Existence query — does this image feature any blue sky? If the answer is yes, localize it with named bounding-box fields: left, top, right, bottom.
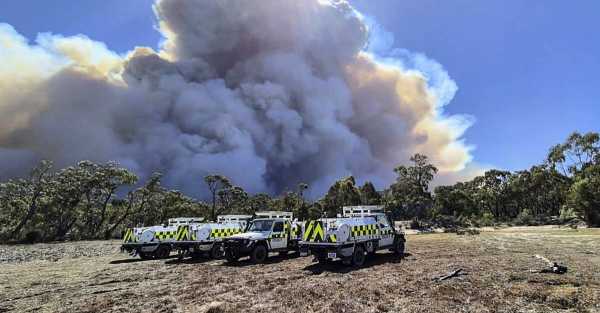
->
left=1, top=0, right=599, bottom=172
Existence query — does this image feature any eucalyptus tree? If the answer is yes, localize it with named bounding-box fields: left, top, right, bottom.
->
left=204, top=174, right=232, bottom=220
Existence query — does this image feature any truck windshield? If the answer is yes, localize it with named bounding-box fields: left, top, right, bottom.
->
left=248, top=220, right=273, bottom=232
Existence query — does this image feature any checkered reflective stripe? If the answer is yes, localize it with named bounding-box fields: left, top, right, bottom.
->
left=270, top=232, right=286, bottom=239
left=209, top=228, right=242, bottom=238
left=271, top=222, right=292, bottom=239
left=379, top=228, right=395, bottom=235
left=351, top=224, right=378, bottom=238
left=154, top=230, right=177, bottom=240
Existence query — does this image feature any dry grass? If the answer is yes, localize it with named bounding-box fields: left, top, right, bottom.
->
left=1, top=227, right=599, bottom=313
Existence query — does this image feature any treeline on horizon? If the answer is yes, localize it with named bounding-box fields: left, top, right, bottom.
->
left=1, top=131, right=598, bottom=243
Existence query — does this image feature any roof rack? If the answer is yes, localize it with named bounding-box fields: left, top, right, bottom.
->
left=217, top=215, right=253, bottom=223
left=255, top=211, right=293, bottom=220
left=167, top=217, right=204, bottom=226
left=342, top=206, right=384, bottom=218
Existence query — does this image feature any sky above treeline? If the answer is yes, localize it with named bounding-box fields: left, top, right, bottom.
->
left=1, top=0, right=599, bottom=175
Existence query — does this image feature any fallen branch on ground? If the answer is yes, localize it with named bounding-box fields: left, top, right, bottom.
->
left=533, top=254, right=567, bottom=274
left=433, top=268, right=466, bottom=282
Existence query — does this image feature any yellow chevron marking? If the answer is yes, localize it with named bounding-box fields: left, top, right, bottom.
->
left=303, top=221, right=314, bottom=241
left=310, top=222, right=324, bottom=242
left=123, top=229, right=132, bottom=243
left=176, top=225, right=189, bottom=241
left=329, top=234, right=337, bottom=243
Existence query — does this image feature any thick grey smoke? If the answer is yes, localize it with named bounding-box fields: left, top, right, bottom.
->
left=0, top=0, right=478, bottom=197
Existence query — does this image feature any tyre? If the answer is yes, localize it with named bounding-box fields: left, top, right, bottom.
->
left=316, top=255, right=329, bottom=264
left=394, top=239, right=405, bottom=258
left=138, top=251, right=153, bottom=260
left=155, top=245, right=171, bottom=259
left=351, top=245, right=366, bottom=267
left=250, top=244, right=268, bottom=264
left=366, top=241, right=376, bottom=257
left=210, top=244, right=223, bottom=259
left=190, top=250, right=203, bottom=260
left=225, top=249, right=239, bottom=263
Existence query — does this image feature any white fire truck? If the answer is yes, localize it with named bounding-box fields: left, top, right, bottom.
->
left=121, top=217, right=204, bottom=259
left=222, top=211, right=303, bottom=264
left=299, top=206, right=405, bottom=267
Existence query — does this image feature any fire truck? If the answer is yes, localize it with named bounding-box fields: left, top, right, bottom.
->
left=222, top=211, right=303, bottom=264
left=300, top=206, right=405, bottom=267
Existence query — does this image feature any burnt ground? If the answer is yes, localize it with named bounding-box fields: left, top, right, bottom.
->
left=1, top=226, right=599, bottom=313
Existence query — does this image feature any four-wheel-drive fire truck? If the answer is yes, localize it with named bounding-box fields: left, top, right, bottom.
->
left=222, top=211, right=303, bottom=264
left=121, top=217, right=204, bottom=259
left=299, top=206, right=405, bottom=267
left=171, top=214, right=252, bottom=259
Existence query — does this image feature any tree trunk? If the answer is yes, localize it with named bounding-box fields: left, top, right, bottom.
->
left=104, top=198, right=133, bottom=239
left=94, top=189, right=114, bottom=238
left=211, top=192, right=216, bottom=221
left=10, top=190, right=41, bottom=240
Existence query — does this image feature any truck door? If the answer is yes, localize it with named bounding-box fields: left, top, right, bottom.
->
left=270, top=221, right=287, bottom=250
left=377, top=215, right=394, bottom=247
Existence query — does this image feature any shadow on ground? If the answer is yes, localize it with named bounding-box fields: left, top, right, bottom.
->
left=109, top=255, right=177, bottom=264
left=164, top=256, right=218, bottom=265
left=219, top=253, right=304, bottom=268
left=303, top=252, right=411, bottom=274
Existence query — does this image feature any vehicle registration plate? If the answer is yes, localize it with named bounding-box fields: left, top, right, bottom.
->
left=141, top=246, right=156, bottom=252
left=327, top=252, right=337, bottom=259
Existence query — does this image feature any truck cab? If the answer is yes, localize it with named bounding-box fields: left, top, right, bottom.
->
left=222, top=212, right=300, bottom=264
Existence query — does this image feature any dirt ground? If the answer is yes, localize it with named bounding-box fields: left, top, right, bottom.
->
left=1, top=226, right=599, bottom=313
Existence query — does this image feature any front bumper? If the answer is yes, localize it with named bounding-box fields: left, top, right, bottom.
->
left=223, top=239, right=256, bottom=258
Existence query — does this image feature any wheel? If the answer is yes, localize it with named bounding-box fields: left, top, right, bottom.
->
left=250, top=244, right=268, bottom=264
left=351, top=245, right=366, bottom=267
left=394, top=238, right=405, bottom=258
left=225, top=250, right=239, bottom=263
left=155, top=245, right=171, bottom=259
left=366, top=242, right=376, bottom=258
left=316, top=255, right=329, bottom=264
left=210, top=244, right=223, bottom=259
left=138, top=251, right=154, bottom=260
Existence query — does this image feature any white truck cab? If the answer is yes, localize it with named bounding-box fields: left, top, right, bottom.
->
left=223, top=212, right=302, bottom=264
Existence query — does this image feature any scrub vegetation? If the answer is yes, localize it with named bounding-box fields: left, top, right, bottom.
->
left=1, top=131, right=599, bottom=243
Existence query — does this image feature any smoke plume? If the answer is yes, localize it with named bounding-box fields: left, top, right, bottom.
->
left=0, top=0, right=478, bottom=197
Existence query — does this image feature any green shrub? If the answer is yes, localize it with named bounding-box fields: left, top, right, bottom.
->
left=473, top=212, right=495, bottom=227
left=23, top=231, right=42, bottom=244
